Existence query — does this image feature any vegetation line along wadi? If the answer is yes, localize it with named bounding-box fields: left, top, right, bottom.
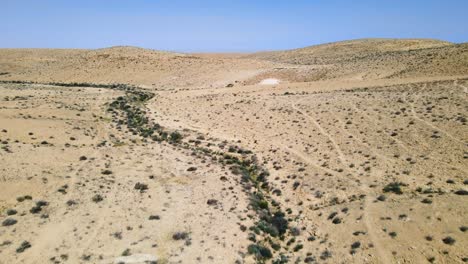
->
left=1, top=80, right=298, bottom=263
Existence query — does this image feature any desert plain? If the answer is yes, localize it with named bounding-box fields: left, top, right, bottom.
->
left=0, top=39, right=467, bottom=263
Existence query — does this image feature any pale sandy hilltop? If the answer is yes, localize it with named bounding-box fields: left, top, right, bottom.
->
left=0, top=39, right=467, bottom=264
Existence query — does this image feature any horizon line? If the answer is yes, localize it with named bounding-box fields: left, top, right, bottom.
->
left=0, top=37, right=465, bottom=54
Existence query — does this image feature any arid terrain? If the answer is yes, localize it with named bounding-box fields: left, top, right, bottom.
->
left=0, top=39, right=467, bottom=264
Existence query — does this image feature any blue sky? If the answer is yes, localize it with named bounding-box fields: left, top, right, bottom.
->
left=2, top=0, right=467, bottom=52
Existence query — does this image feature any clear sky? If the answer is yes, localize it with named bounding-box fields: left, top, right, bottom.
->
left=2, top=0, right=467, bottom=52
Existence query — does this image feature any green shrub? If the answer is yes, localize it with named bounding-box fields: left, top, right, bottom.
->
left=247, top=244, right=272, bottom=260
left=170, top=131, right=182, bottom=143
left=257, top=220, right=279, bottom=237
left=293, top=244, right=303, bottom=252
left=383, top=182, right=406, bottom=195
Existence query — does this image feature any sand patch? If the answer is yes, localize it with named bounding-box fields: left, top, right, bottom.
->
left=260, top=78, right=280, bottom=85
left=114, top=254, right=158, bottom=264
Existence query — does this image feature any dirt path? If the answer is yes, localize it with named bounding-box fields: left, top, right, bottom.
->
left=291, top=98, right=392, bottom=264
left=291, top=102, right=347, bottom=165
left=407, top=82, right=465, bottom=144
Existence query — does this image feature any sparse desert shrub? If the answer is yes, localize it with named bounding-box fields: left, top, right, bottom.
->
left=272, top=189, right=282, bottom=196
left=290, top=227, right=301, bottom=236
left=66, top=200, right=77, bottom=206
left=320, top=249, right=332, bottom=260
left=248, top=233, right=256, bottom=242
left=353, top=231, right=366, bottom=236
left=148, top=215, right=160, bottom=220
left=328, top=212, right=338, bottom=220
left=377, top=195, right=386, bottom=201
left=2, top=218, right=17, bottom=226
left=172, top=232, right=189, bottom=240
left=6, top=209, right=17, bottom=216
left=421, top=198, right=432, bottom=204
left=270, top=242, right=281, bottom=251
left=442, top=236, right=456, bottom=245
left=16, top=241, right=31, bottom=253
left=257, top=220, right=279, bottom=237
left=113, top=232, right=122, bottom=240
left=170, top=131, right=182, bottom=143
left=16, top=195, right=31, bottom=202
left=36, top=200, right=48, bottom=207
left=270, top=211, right=288, bottom=236
left=454, top=189, right=468, bottom=195
left=304, top=256, right=316, bottom=263
left=332, top=217, right=342, bottom=224
left=57, top=185, right=68, bottom=194
left=187, top=167, right=197, bottom=172
left=383, top=182, right=406, bottom=195
left=134, top=182, right=148, bottom=192
left=293, top=244, right=303, bottom=252
left=121, top=248, right=131, bottom=256
left=293, top=181, right=300, bottom=190
left=92, top=194, right=104, bottom=203
left=206, top=199, right=218, bottom=206
left=247, top=244, right=272, bottom=260
left=30, top=200, right=48, bottom=214
left=101, top=170, right=112, bottom=175
left=250, top=193, right=269, bottom=210
left=351, top=241, right=361, bottom=249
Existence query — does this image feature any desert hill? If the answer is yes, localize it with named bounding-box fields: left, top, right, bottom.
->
left=251, top=38, right=452, bottom=62
left=248, top=38, right=468, bottom=81
left=1, top=39, right=467, bottom=88
left=0, top=46, right=277, bottom=89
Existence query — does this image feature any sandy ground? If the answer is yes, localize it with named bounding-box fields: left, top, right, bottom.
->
left=151, top=77, right=468, bottom=263
left=260, top=79, right=280, bottom=85
left=0, top=38, right=467, bottom=263
left=0, top=84, right=253, bottom=264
